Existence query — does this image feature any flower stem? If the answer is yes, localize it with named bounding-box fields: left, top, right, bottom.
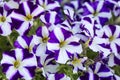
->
left=7, top=36, right=14, bottom=48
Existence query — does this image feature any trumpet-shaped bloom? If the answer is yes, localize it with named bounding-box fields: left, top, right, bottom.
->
left=79, top=62, right=113, bottom=80
left=36, top=50, right=59, bottom=77
left=47, top=27, right=82, bottom=64
left=14, top=35, right=35, bottom=53
left=33, top=26, right=50, bottom=56
left=68, top=54, right=87, bottom=73
left=11, top=2, right=44, bottom=35
left=40, top=11, right=63, bottom=31
left=1, top=48, right=37, bottom=80
left=82, top=1, right=112, bottom=26
left=0, top=7, right=13, bottom=36
left=102, top=25, right=120, bottom=56
left=36, top=0, right=60, bottom=11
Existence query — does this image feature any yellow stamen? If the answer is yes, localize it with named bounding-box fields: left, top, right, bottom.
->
left=14, top=60, right=20, bottom=68
left=109, top=36, right=114, bottom=42
left=25, top=14, right=32, bottom=21
left=0, top=16, right=6, bottom=22
left=93, top=11, right=98, bottom=16
left=59, top=41, right=66, bottom=48
left=72, top=58, right=81, bottom=65
left=42, top=37, right=49, bottom=43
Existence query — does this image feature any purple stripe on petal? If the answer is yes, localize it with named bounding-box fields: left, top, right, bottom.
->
left=83, top=17, right=92, bottom=24
left=114, top=55, right=120, bottom=65
left=55, top=73, right=64, bottom=80
left=4, top=51, right=16, bottom=60
left=22, top=49, right=33, bottom=60
left=36, top=26, right=43, bottom=37
left=68, top=42, right=80, bottom=46
left=2, top=64, right=13, bottom=73
left=66, top=50, right=72, bottom=58
left=99, top=17, right=108, bottom=26
left=10, top=71, right=23, bottom=80
left=45, top=50, right=55, bottom=61
left=54, top=50, right=60, bottom=60
left=15, top=4, right=26, bottom=16
left=45, top=12, right=50, bottom=23
left=36, top=56, right=43, bottom=67
left=11, top=18, right=23, bottom=29
left=108, top=25, right=116, bottom=35
left=61, top=28, right=72, bottom=40
left=27, top=2, right=37, bottom=14
left=0, top=26, right=3, bottom=34
left=49, top=31, right=59, bottom=43
left=0, top=7, right=3, bottom=15
left=22, top=35, right=30, bottom=46
left=98, top=64, right=110, bottom=73
left=14, top=41, right=23, bottom=49
left=25, top=66, right=36, bottom=78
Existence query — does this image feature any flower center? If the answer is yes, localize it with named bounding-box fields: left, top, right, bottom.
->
left=41, top=3, right=46, bottom=9
left=59, top=41, right=66, bottom=48
left=0, top=16, right=6, bottom=22
left=42, top=37, right=49, bottom=43
left=14, top=60, right=20, bottom=68
left=93, top=11, right=98, bottom=16
left=25, top=14, right=32, bottom=21
left=109, top=36, right=114, bottom=42
left=72, top=58, right=81, bottom=65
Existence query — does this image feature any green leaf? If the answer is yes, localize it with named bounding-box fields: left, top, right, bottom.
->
left=112, top=65, right=120, bottom=76
left=86, top=48, right=98, bottom=60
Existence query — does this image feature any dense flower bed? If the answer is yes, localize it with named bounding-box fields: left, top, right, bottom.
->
left=0, top=0, right=120, bottom=80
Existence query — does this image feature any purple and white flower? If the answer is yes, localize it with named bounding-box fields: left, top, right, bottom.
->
left=101, top=25, right=120, bottom=56
left=1, top=48, right=37, bottom=80
left=47, top=27, right=82, bottom=64
left=88, top=62, right=113, bottom=79
left=68, top=54, right=87, bottom=73
left=36, top=50, right=59, bottom=77
left=33, top=26, right=50, bottom=56
left=11, top=1, right=44, bottom=35
left=36, top=0, right=60, bottom=11
left=82, top=1, right=112, bottom=26
left=40, top=11, right=63, bottom=31
left=0, top=7, right=13, bottom=36
left=14, top=35, right=35, bottom=53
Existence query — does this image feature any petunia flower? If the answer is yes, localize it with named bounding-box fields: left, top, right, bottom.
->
left=36, top=0, right=60, bottom=11
left=14, top=35, right=36, bottom=53
left=82, top=1, right=112, bottom=26
left=113, top=1, right=120, bottom=16
left=68, top=53, right=87, bottom=73
left=101, top=25, right=120, bottom=56
left=0, top=7, right=13, bottom=36
left=36, top=50, right=59, bottom=77
left=1, top=48, right=37, bottom=80
left=33, top=26, right=50, bottom=57
left=78, top=62, right=114, bottom=80
left=47, top=27, right=82, bottom=64
left=88, top=62, right=113, bottom=80
left=40, top=11, right=63, bottom=31
left=11, top=1, right=44, bottom=35
left=104, top=53, right=120, bottom=67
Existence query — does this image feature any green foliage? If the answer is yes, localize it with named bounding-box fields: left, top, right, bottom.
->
left=86, top=48, right=98, bottom=60
left=57, top=64, right=83, bottom=80
left=113, top=65, right=120, bottom=76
